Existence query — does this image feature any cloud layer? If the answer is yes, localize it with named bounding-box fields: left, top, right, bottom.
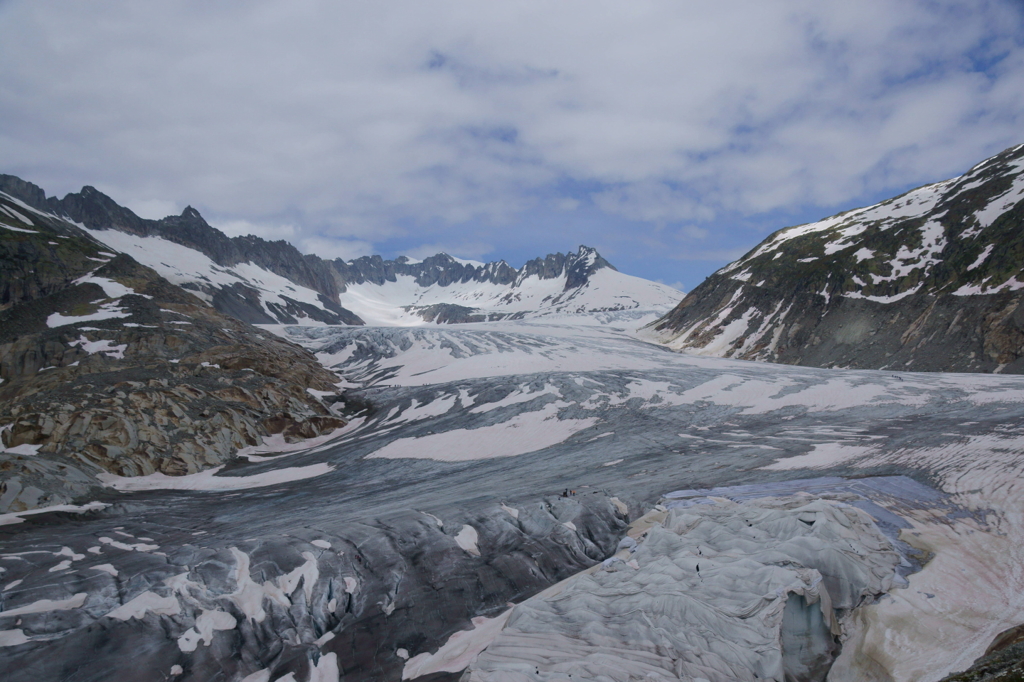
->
left=2, top=0, right=1022, bottom=287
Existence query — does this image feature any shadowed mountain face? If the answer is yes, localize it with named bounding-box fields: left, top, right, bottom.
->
left=645, top=143, right=1024, bottom=373
left=0, top=177, right=361, bottom=326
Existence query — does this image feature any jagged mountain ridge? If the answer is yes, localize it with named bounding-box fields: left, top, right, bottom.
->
left=334, top=246, right=612, bottom=290
left=645, top=142, right=1024, bottom=373
left=330, top=245, right=681, bottom=325
left=0, top=175, right=682, bottom=327
left=0, top=177, right=360, bottom=326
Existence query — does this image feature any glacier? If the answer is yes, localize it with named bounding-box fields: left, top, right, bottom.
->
left=3, top=315, right=1024, bottom=681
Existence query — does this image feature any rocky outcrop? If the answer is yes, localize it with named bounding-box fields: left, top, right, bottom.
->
left=646, top=142, right=1024, bottom=372
left=649, top=277, right=1024, bottom=372
left=0, top=195, right=347, bottom=512
left=940, top=625, right=1024, bottom=681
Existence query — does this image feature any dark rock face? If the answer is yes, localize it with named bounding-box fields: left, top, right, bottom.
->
left=523, top=245, right=614, bottom=290
left=414, top=304, right=490, bottom=324
left=0, top=175, right=48, bottom=210
left=0, top=209, right=101, bottom=313
left=649, top=143, right=1024, bottom=373
left=654, top=276, right=1024, bottom=372
left=940, top=624, right=1024, bottom=681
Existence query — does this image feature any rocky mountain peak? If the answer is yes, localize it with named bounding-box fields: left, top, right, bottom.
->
left=0, top=178, right=352, bottom=320
left=514, top=245, right=614, bottom=290
left=0, top=174, right=48, bottom=210
left=54, top=185, right=148, bottom=236
left=564, top=244, right=616, bottom=290
left=180, top=205, right=204, bottom=221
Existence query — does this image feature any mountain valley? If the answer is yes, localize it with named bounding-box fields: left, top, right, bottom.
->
left=2, top=145, right=1024, bottom=682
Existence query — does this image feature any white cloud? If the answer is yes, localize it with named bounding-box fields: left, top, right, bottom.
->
left=297, top=236, right=376, bottom=261
left=402, top=242, right=495, bottom=262
left=214, top=219, right=297, bottom=240
left=0, top=0, right=1021, bottom=283
left=126, top=198, right=180, bottom=220
left=655, top=279, right=686, bottom=293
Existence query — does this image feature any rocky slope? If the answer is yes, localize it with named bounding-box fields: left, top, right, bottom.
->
left=0, top=191, right=346, bottom=513
left=644, top=143, right=1024, bottom=372
left=0, top=175, right=682, bottom=328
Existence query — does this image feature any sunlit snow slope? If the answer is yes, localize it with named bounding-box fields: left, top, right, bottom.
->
left=78, top=226, right=354, bottom=326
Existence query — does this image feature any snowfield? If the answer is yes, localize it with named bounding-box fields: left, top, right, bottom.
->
left=79, top=227, right=342, bottom=324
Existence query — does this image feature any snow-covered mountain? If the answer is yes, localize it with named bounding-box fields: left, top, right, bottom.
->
left=331, top=248, right=681, bottom=326
left=644, top=142, right=1024, bottom=373
left=0, top=175, right=683, bottom=328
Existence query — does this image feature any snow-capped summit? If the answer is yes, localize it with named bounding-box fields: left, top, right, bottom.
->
left=332, top=245, right=681, bottom=326
left=644, top=142, right=1024, bottom=373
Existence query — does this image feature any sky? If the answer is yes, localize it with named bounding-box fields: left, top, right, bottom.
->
left=2, top=1, right=1024, bottom=291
